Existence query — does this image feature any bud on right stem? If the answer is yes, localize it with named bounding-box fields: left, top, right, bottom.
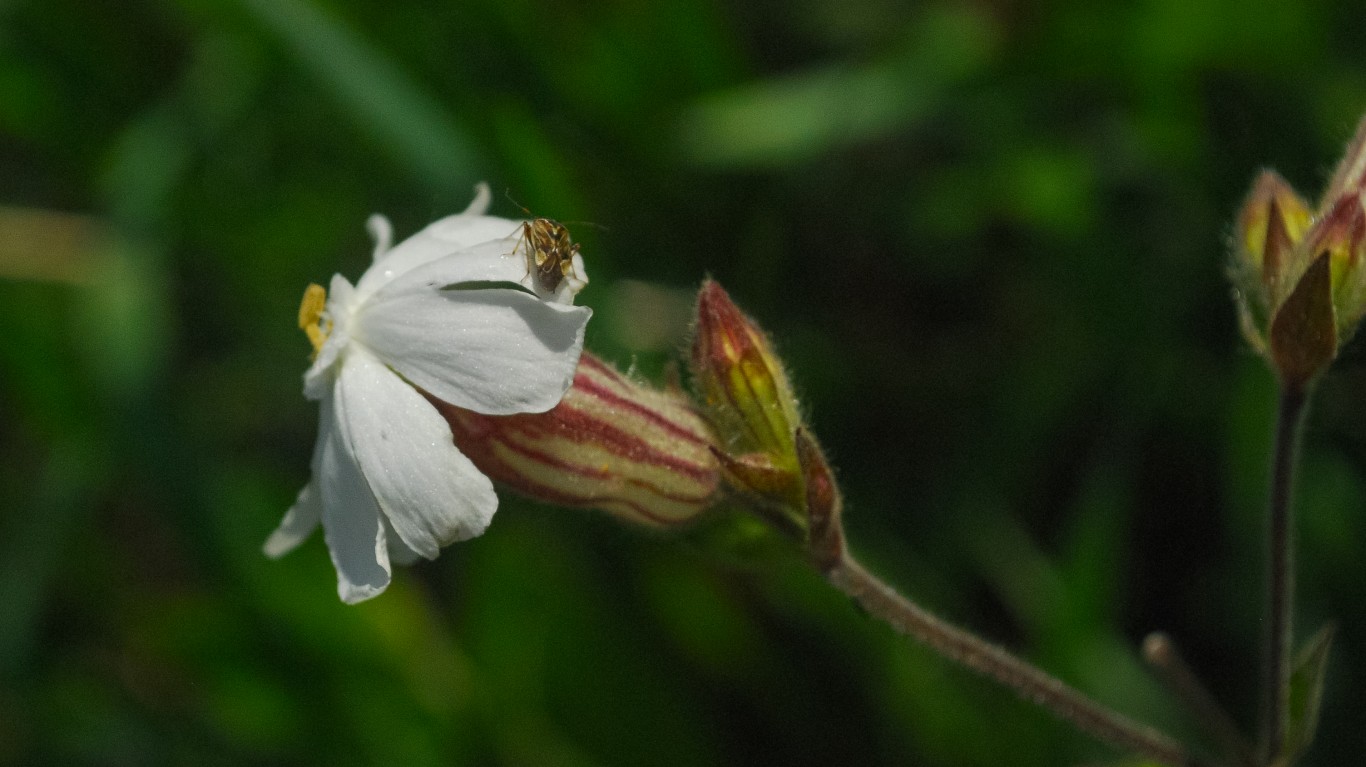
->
left=1232, top=114, right=1366, bottom=390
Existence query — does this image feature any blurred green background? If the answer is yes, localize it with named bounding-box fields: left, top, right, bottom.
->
left=3, top=0, right=1366, bottom=764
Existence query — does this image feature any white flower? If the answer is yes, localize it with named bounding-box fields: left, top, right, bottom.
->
left=265, top=184, right=592, bottom=603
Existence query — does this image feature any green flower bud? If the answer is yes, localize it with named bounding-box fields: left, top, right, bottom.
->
left=690, top=280, right=808, bottom=521
left=1232, top=114, right=1366, bottom=389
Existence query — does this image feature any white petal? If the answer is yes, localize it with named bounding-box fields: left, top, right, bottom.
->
left=264, top=481, right=322, bottom=558
left=315, top=387, right=392, bottom=603
left=334, top=349, right=498, bottom=559
left=355, top=275, right=591, bottom=414
left=355, top=216, right=526, bottom=301
left=376, top=237, right=535, bottom=294
left=326, top=273, right=358, bottom=322
left=367, top=215, right=394, bottom=261
left=266, top=396, right=332, bottom=555
left=384, top=516, right=423, bottom=566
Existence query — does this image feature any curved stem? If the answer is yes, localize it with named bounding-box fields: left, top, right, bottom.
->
left=1263, top=385, right=1306, bottom=762
left=793, top=430, right=1202, bottom=765
left=825, top=555, right=1204, bottom=766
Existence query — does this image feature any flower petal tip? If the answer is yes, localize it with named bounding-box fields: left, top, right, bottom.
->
left=464, top=182, right=492, bottom=216
left=366, top=215, right=394, bottom=261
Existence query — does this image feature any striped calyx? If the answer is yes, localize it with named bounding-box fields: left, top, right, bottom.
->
left=690, top=280, right=808, bottom=521
left=432, top=353, right=721, bottom=527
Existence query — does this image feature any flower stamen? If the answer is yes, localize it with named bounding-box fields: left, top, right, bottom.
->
left=298, top=283, right=331, bottom=356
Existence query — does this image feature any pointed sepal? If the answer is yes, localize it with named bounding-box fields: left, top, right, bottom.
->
left=1277, top=624, right=1335, bottom=767
left=1269, top=253, right=1336, bottom=391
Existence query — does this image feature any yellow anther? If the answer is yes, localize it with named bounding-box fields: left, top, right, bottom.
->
left=298, top=283, right=330, bottom=356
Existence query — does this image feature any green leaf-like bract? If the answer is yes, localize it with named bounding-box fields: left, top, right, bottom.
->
left=1280, top=623, right=1335, bottom=766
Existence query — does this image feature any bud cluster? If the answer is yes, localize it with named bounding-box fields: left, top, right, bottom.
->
left=1233, top=115, right=1366, bottom=388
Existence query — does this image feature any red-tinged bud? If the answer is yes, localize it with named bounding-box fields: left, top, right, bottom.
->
left=1305, top=193, right=1366, bottom=337
left=1321, top=113, right=1366, bottom=208
left=1231, top=113, right=1366, bottom=388
left=690, top=280, right=807, bottom=519
left=431, top=353, right=721, bottom=527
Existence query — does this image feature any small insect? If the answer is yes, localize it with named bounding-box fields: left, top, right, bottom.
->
left=517, top=216, right=581, bottom=295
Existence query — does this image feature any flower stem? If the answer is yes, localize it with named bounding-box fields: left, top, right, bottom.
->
left=824, top=555, right=1203, bottom=766
left=1263, top=384, right=1307, bottom=762
left=1143, top=632, right=1256, bottom=767
left=793, top=432, right=1202, bottom=766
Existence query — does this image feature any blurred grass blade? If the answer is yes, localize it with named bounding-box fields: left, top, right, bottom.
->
left=0, top=207, right=107, bottom=284
left=233, top=0, right=480, bottom=194
left=679, top=63, right=911, bottom=168
left=0, top=439, right=104, bottom=680
left=1280, top=624, right=1334, bottom=765
left=677, top=6, right=997, bottom=167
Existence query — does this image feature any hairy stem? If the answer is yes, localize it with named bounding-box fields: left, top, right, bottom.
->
left=795, top=432, right=1200, bottom=765
left=824, top=556, right=1203, bottom=766
left=1263, top=385, right=1306, bottom=762
left=1144, top=632, right=1256, bottom=767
